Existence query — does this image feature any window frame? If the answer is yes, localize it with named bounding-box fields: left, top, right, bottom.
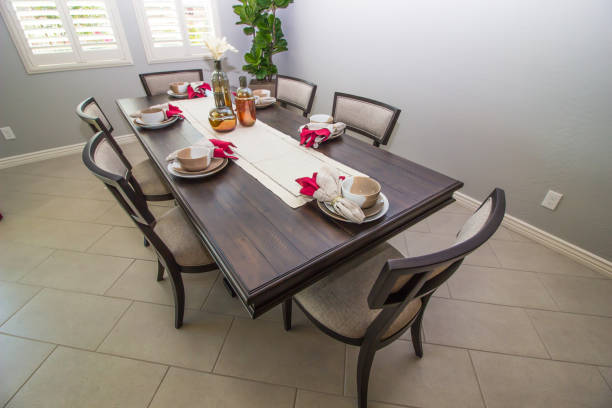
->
left=0, top=0, right=133, bottom=74
left=131, top=0, right=221, bottom=64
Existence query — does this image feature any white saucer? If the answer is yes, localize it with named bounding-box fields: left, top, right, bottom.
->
left=255, top=97, right=276, bottom=109
left=134, top=116, right=178, bottom=129
left=167, top=89, right=189, bottom=99
left=166, top=158, right=228, bottom=179
left=320, top=193, right=389, bottom=223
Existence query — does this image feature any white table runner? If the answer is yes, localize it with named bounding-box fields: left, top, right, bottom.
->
left=173, top=98, right=366, bottom=208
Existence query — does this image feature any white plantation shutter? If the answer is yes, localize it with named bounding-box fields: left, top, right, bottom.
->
left=133, top=0, right=218, bottom=63
left=0, top=0, right=132, bottom=73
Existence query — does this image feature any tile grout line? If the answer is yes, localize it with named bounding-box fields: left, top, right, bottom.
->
left=532, top=272, right=562, bottom=311
left=102, top=258, right=137, bottom=296
left=342, top=345, right=347, bottom=396
left=199, top=272, right=222, bottom=311
left=598, top=368, right=612, bottom=392
left=82, top=225, right=117, bottom=253
left=0, top=285, right=44, bottom=328
left=2, top=344, right=58, bottom=408
left=211, top=316, right=235, bottom=373
left=291, top=387, right=298, bottom=408
left=95, top=300, right=134, bottom=352
left=145, top=365, right=170, bottom=408
left=467, top=350, right=489, bottom=408
left=523, top=308, right=553, bottom=360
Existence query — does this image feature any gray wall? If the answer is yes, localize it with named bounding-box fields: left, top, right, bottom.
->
left=274, top=0, right=612, bottom=260
left=0, top=0, right=250, bottom=156
left=1, top=0, right=610, bottom=260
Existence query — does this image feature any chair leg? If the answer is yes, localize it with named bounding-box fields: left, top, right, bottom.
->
left=411, top=294, right=432, bottom=358
left=166, top=267, right=185, bottom=329
left=356, top=345, right=376, bottom=408
left=144, top=237, right=150, bottom=247
left=156, top=260, right=164, bottom=281
left=282, top=298, right=292, bottom=331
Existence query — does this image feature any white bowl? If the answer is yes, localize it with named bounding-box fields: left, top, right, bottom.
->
left=310, top=114, right=333, bottom=124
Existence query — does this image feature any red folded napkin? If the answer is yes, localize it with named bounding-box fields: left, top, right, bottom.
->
left=187, top=83, right=212, bottom=99
left=296, top=172, right=345, bottom=196
left=213, top=148, right=238, bottom=160
left=165, top=104, right=184, bottom=119
left=209, top=139, right=236, bottom=154
left=300, top=126, right=331, bottom=148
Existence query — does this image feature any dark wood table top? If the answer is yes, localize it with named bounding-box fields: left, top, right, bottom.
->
left=117, top=95, right=463, bottom=317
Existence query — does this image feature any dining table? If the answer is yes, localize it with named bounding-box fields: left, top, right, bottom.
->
left=117, top=94, right=464, bottom=318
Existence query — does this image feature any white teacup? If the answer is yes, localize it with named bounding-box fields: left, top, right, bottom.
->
left=176, top=146, right=213, bottom=172
left=140, top=108, right=165, bottom=124
left=253, top=89, right=271, bottom=98
left=170, top=82, right=189, bottom=94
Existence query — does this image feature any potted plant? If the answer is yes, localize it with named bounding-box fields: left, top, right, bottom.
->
left=233, top=0, right=293, bottom=94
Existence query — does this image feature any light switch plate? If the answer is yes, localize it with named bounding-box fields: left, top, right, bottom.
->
left=541, top=190, right=563, bottom=210
left=1, top=126, right=16, bottom=140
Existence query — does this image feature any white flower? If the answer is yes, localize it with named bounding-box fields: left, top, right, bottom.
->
left=203, top=35, right=238, bottom=60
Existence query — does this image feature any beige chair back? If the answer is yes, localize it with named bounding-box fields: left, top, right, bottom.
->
left=139, top=69, right=204, bottom=96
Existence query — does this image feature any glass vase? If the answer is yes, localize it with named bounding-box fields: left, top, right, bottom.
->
left=208, top=91, right=236, bottom=132
left=211, top=59, right=233, bottom=110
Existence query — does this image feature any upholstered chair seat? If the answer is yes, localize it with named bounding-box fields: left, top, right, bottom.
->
left=132, top=159, right=171, bottom=197
left=295, top=242, right=421, bottom=341
left=154, top=207, right=213, bottom=267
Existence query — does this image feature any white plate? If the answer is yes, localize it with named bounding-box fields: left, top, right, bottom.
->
left=166, top=159, right=228, bottom=179
left=255, top=98, right=276, bottom=109
left=134, top=116, right=178, bottom=130
left=322, top=193, right=389, bottom=223
left=167, top=89, right=189, bottom=99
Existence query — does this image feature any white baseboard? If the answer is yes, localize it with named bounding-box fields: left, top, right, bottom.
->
left=0, top=134, right=137, bottom=170
left=454, top=192, right=612, bottom=277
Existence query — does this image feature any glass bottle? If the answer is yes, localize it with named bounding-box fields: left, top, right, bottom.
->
left=235, top=76, right=256, bottom=127
left=208, top=91, right=236, bottom=132
left=211, top=59, right=233, bottom=110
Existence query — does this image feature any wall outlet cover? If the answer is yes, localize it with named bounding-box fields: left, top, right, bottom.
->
left=1, top=126, right=16, bottom=140
left=541, top=190, right=563, bottom=210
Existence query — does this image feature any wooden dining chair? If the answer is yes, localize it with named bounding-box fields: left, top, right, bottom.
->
left=83, top=131, right=218, bottom=328
left=282, top=188, right=505, bottom=408
left=139, top=69, right=204, bottom=96
left=76, top=97, right=173, bottom=202
left=332, top=92, right=401, bottom=147
left=275, top=74, right=317, bottom=117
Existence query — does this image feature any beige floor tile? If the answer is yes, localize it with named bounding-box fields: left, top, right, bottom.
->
left=463, top=242, right=501, bottom=267
left=537, top=274, right=612, bottom=316
left=423, top=297, right=548, bottom=357
left=345, top=341, right=484, bottom=408
left=599, top=366, right=612, bottom=390
left=407, top=218, right=430, bottom=233
left=295, top=389, right=406, bottom=408
left=150, top=367, right=295, bottom=408
left=0, top=282, right=41, bottom=324
left=432, top=281, right=450, bottom=298
left=490, top=240, right=601, bottom=277
left=202, top=274, right=310, bottom=324
left=214, top=317, right=345, bottom=394
left=20, top=250, right=133, bottom=295
left=0, top=191, right=53, bottom=216
left=0, top=334, right=55, bottom=407
left=471, top=350, right=612, bottom=408
left=405, top=231, right=455, bottom=256
left=94, top=204, right=169, bottom=227
left=6, top=346, right=166, bottom=408
left=77, top=182, right=115, bottom=201
left=99, top=302, right=232, bottom=371
left=387, top=233, right=408, bottom=256
left=425, top=211, right=469, bottom=235
left=0, top=215, right=111, bottom=251
left=6, top=154, right=94, bottom=180
left=87, top=226, right=155, bottom=260
left=0, top=242, right=53, bottom=281
left=1, top=288, right=130, bottom=350
left=448, top=265, right=558, bottom=309
left=25, top=197, right=113, bottom=222
left=491, top=226, right=530, bottom=242
left=527, top=310, right=612, bottom=365
left=439, top=201, right=473, bottom=214
left=105, top=259, right=217, bottom=309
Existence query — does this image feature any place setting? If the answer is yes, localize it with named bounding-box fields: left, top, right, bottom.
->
left=167, top=81, right=212, bottom=99
left=296, top=166, right=389, bottom=224
left=130, top=103, right=184, bottom=129
left=253, top=89, right=276, bottom=109
left=165, top=139, right=237, bottom=179
left=298, top=113, right=346, bottom=148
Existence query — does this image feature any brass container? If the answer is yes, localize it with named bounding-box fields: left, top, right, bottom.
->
left=209, top=92, right=236, bottom=132
left=235, top=76, right=256, bottom=127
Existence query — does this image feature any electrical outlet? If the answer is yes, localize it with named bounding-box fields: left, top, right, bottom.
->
left=541, top=190, right=563, bottom=210
left=1, top=126, right=16, bottom=140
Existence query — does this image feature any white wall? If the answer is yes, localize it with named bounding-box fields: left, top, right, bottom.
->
left=274, top=0, right=612, bottom=260
left=0, top=0, right=250, bottom=158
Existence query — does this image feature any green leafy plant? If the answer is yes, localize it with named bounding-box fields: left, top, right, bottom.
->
left=233, top=0, right=293, bottom=82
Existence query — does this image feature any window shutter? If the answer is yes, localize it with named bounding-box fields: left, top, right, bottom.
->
left=1, top=0, right=132, bottom=72
left=134, top=0, right=218, bottom=63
